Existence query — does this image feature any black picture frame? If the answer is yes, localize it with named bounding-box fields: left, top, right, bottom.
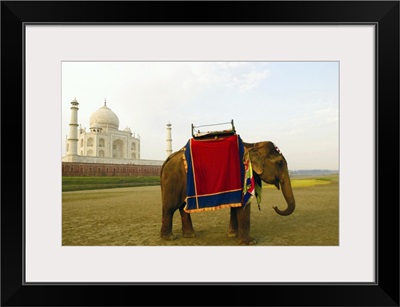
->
left=2, top=1, right=399, bottom=306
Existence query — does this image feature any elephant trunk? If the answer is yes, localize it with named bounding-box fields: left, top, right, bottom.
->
left=273, top=178, right=295, bottom=216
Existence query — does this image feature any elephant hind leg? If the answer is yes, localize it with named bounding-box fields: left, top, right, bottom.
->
left=160, top=207, right=176, bottom=240
left=178, top=206, right=197, bottom=238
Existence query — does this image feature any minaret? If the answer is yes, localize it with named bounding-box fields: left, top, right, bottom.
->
left=67, top=98, right=79, bottom=156
left=166, top=122, right=172, bottom=157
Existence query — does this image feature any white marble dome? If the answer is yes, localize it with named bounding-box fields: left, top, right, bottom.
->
left=90, top=101, right=119, bottom=130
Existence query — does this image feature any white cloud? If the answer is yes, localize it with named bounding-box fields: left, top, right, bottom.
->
left=186, top=62, right=270, bottom=93
left=233, top=70, right=270, bottom=92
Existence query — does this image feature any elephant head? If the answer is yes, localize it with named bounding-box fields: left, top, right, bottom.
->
left=243, top=141, right=295, bottom=216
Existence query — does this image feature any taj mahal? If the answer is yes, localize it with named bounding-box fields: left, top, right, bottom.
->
left=62, top=98, right=167, bottom=170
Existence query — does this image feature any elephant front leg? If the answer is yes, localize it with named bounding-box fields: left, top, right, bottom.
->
left=228, top=207, right=239, bottom=237
left=178, top=207, right=197, bottom=238
left=236, top=204, right=257, bottom=245
left=160, top=208, right=176, bottom=240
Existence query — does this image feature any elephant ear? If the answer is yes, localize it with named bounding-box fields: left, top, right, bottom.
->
left=248, top=147, right=264, bottom=175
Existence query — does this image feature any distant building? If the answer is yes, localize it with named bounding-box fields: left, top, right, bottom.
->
left=62, top=98, right=164, bottom=176
left=166, top=122, right=172, bottom=157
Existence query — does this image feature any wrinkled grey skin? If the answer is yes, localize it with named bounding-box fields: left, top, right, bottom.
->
left=160, top=141, right=295, bottom=245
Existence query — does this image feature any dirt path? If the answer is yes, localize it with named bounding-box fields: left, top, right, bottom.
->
left=62, top=183, right=338, bottom=246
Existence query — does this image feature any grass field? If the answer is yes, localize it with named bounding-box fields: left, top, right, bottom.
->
left=62, top=176, right=160, bottom=192
left=62, top=175, right=339, bottom=246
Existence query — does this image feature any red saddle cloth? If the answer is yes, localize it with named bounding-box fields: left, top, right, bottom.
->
left=184, top=134, right=245, bottom=213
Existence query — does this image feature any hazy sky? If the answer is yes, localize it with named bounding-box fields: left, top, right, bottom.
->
left=62, top=61, right=339, bottom=170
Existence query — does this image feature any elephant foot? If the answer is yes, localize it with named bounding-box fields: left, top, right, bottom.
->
left=182, top=231, right=197, bottom=238
left=227, top=230, right=238, bottom=238
left=161, top=232, right=176, bottom=241
left=239, top=236, right=257, bottom=245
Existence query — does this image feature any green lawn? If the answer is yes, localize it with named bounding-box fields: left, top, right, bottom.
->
left=62, top=176, right=160, bottom=192
left=63, top=174, right=338, bottom=191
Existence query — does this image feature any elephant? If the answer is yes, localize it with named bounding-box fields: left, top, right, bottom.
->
left=160, top=139, right=295, bottom=245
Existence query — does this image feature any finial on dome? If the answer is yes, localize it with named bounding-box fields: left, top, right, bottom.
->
left=104, top=98, right=107, bottom=106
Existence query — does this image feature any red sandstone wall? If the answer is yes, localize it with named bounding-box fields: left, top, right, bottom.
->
left=62, top=162, right=162, bottom=177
